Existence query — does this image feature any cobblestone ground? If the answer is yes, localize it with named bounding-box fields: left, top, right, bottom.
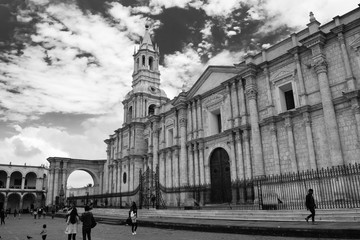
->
left=0, top=214, right=348, bottom=240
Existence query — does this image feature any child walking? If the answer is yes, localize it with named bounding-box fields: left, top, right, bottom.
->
left=40, top=224, right=47, bottom=240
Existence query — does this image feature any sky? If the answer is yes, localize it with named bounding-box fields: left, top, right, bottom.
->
left=0, top=0, right=359, bottom=188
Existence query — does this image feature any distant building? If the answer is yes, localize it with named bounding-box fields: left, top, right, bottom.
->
left=0, top=164, right=48, bottom=212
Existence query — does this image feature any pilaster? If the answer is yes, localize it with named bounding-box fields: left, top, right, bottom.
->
left=283, top=113, right=298, bottom=172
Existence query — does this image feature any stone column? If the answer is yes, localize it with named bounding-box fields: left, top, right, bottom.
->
left=187, top=144, right=194, bottom=185
left=261, top=52, right=275, bottom=115
left=193, top=143, right=199, bottom=185
left=6, top=175, right=10, bottom=189
left=242, top=128, right=252, bottom=179
left=238, top=79, right=247, bottom=125
left=100, top=171, right=104, bottom=194
left=235, top=130, right=245, bottom=180
left=231, top=80, right=240, bottom=126
left=284, top=114, right=298, bottom=172
left=198, top=142, right=205, bottom=185
left=303, top=111, right=317, bottom=169
left=118, top=162, right=122, bottom=193
left=226, top=83, right=234, bottom=128
left=331, top=22, right=356, bottom=91
left=19, top=195, right=23, bottom=210
left=162, top=115, right=166, bottom=148
left=53, top=167, right=60, bottom=200
left=159, top=151, right=165, bottom=187
left=179, top=108, right=188, bottom=186
left=269, top=122, right=281, bottom=174
left=187, top=103, right=193, bottom=140
left=47, top=169, right=54, bottom=205
left=4, top=195, right=8, bottom=211
left=21, top=176, right=25, bottom=190
left=192, top=100, right=197, bottom=139
left=196, top=97, right=203, bottom=138
left=172, top=147, right=180, bottom=187
left=302, top=33, right=344, bottom=166
left=230, top=135, right=237, bottom=180
left=288, top=45, right=308, bottom=106
left=152, top=123, right=159, bottom=168
left=167, top=149, right=173, bottom=188
left=62, top=161, right=68, bottom=199
left=244, top=66, right=265, bottom=176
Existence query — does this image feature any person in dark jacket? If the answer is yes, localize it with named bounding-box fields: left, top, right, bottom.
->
left=305, top=189, right=317, bottom=224
left=0, top=208, right=5, bottom=225
left=80, top=206, right=95, bottom=240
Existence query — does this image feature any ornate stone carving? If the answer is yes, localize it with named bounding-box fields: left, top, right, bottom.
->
left=313, top=56, right=328, bottom=74
left=245, top=87, right=257, bottom=100
left=179, top=118, right=187, bottom=127
left=203, top=94, right=223, bottom=108
left=165, top=118, right=174, bottom=127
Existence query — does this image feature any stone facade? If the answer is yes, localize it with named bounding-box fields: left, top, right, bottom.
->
left=0, top=164, right=48, bottom=211
left=104, top=8, right=360, bottom=206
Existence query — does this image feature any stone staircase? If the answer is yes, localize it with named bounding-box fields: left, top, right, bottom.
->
left=91, top=208, right=360, bottom=223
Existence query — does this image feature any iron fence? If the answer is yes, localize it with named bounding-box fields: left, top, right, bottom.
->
left=256, top=163, right=360, bottom=210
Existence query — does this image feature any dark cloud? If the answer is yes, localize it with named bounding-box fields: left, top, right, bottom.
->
left=23, top=112, right=101, bottom=134
left=13, top=138, right=41, bottom=157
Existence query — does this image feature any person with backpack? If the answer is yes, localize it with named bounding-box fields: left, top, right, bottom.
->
left=80, top=205, right=96, bottom=240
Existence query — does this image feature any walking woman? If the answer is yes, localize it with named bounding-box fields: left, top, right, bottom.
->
left=129, top=202, right=138, bottom=235
left=65, top=205, right=79, bottom=240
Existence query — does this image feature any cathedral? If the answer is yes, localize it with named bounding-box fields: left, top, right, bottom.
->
left=102, top=9, right=360, bottom=207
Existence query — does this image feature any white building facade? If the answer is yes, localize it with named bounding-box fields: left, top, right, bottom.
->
left=103, top=8, right=360, bottom=207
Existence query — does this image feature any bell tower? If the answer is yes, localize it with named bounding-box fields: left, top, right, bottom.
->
left=122, top=24, right=168, bottom=125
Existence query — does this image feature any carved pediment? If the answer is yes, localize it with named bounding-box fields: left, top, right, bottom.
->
left=270, top=64, right=295, bottom=83
left=350, top=35, right=360, bottom=51
left=165, top=118, right=174, bottom=127
left=187, top=66, right=238, bottom=98
left=203, top=94, right=224, bottom=108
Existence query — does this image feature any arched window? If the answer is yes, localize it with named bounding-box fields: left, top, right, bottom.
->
left=148, top=104, right=155, bottom=115
left=123, top=172, right=127, bottom=184
left=128, top=106, right=133, bottom=121
left=142, top=55, right=146, bottom=66
left=148, top=57, right=153, bottom=70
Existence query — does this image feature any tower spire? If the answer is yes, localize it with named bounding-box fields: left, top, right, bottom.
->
left=139, top=24, right=154, bottom=51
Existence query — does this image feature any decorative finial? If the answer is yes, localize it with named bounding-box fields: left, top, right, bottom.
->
left=309, top=12, right=316, bottom=22
left=182, top=83, right=187, bottom=92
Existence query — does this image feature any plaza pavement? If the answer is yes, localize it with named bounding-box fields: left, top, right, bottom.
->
left=0, top=214, right=354, bottom=240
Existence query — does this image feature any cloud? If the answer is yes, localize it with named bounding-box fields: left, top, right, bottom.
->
left=250, top=0, right=360, bottom=33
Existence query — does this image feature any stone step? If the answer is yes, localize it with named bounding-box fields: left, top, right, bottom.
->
left=91, top=208, right=360, bottom=222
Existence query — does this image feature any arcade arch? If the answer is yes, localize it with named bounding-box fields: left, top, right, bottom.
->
left=22, top=193, right=36, bottom=211
left=7, top=193, right=21, bottom=211
left=10, top=171, right=22, bottom=189
left=25, top=172, right=37, bottom=189
left=0, top=170, right=7, bottom=188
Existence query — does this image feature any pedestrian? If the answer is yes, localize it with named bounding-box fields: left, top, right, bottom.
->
left=38, top=208, right=42, bottom=219
left=33, top=208, right=38, bottom=219
left=42, top=209, right=46, bottom=219
left=0, top=209, right=5, bottom=225
left=13, top=209, right=17, bottom=218
left=40, top=224, right=47, bottom=240
left=80, top=205, right=96, bottom=240
left=65, top=205, right=79, bottom=240
left=305, top=188, right=317, bottom=224
left=129, top=202, right=138, bottom=235
left=51, top=206, right=55, bottom=219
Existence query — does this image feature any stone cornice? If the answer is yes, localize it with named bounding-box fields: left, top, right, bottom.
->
left=299, top=31, right=327, bottom=49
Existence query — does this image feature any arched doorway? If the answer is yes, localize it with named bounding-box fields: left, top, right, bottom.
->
left=209, top=148, right=232, bottom=203
left=22, top=193, right=36, bottom=212
left=7, top=193, right=20, bottom=212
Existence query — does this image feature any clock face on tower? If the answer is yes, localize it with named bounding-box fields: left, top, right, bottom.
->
left=148, top=86, right=159, bottom=94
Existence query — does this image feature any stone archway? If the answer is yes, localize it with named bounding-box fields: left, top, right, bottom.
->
left=7, top=193, right=21, bottom=212
left=209, top=148, right=232, bottom=204
left=46, top=157, right=106, bottom=206
left=22, top=193, right=36, bottom=212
